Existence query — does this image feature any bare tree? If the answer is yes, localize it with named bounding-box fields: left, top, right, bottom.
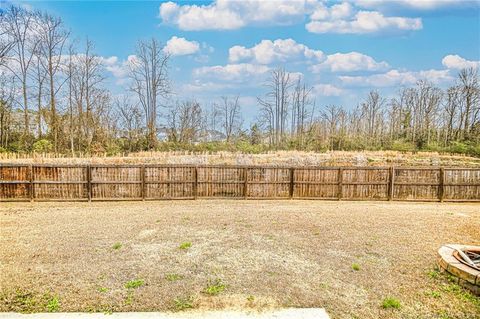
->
left=167, top=100, right=203, bottom=143
left=257, top=67, right=293, bottom=146
left=3, top=5, right=40, bottom=145
left=36, top=11, right=69, bottom=152
left=116, top=95, right=143, bottom=152
left=129, top=38, right=170, bottom=149
left=215, top=96, right=242, bottom=142
left=291, top=77, right=313, bottom=147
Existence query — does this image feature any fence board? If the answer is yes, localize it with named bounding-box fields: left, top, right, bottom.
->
left=0, top=164, right=479, bottom=202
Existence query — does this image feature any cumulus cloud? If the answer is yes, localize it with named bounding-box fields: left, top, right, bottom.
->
left=355, top=0, right=479, bottom=11
left=339, top=69, right=453, bottom=87
left=306, top=9, right=422, bottom=34
left=313, top=84, right=344, bottom=96
left=193, top=63, right=270, bottom=83
left=159, top=0, right=306, bottom=31
left=442, top=54, right=480, bottom=70
left=311, top=51, right=389, bottom=72
left=163, top=36, right=200, bottom=56
left=228, top=39, right=324, bottom=64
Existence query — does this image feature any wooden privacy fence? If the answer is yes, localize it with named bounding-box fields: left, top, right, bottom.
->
left=0, top=164, right=479, bottom=202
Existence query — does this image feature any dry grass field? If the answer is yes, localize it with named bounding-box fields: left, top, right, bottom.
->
left=2, top=150, right=480, bottom=167
left=0, top=200, right=479, bottom=318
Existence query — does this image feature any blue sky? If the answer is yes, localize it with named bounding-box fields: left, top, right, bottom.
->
left=8, top=0, right=480, bottom=124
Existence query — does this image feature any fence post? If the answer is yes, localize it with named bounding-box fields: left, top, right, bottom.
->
left=338, top=167, right=343, bottom=200
left=244, top=167, right=248, bottom=199
left=87, top=165, right=92, bottom=202
left=29, top=165, right=34, bottom=202
left=388, top=166, right=395, bottom=201
left=141, top=165, right=145, bottom=201
left=439, top=167, right=444, bottom=202
left=289, top=168, right=295, bottom=199
left=194, top=166, right=198, bottom=200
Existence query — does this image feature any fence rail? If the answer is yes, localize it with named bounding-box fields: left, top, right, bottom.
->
left=1, top=164, right=479, bottom=202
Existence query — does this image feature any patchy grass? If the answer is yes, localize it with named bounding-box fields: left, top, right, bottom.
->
left=112, top=242, right=122, bottom=250
left=1, top=200, right=479, bottom=318
left=381, top=297, right=401, bottom=309
left=351, top=263, right=361, bottom=271
left=165, top=273, right=184, bottom=282
left=97, top=287, right=109, bottom=293
left=203, top=279, right=226, bottom=296
left=173, top=296, right=194, bottom=311
left=179, top=242, right=192, bottom=250
left=124, top=279, right=144, bottom=289
left=46, top=296, right=59, bottom=312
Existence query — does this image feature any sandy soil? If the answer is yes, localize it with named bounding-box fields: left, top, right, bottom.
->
left=0, top=200, right=479, bottom=318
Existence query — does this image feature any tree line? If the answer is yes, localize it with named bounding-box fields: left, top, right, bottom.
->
left=1, top=5, right=479, bottom=156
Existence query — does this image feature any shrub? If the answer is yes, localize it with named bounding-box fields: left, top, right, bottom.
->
left=32, top=139, right=53, bottom=153
left=391, top=139, right=416, bottom=152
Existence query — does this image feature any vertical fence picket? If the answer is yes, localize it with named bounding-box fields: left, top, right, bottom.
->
left=289, top=168, right=295, bottom=199
left=87, top=165, right=92, bottom=202
left=29, top=165, right=34, bottom=202
left=439, top=167, right=444, bottom=202
left=388, top=166, right=395, bottom=201
left=243, top=167, right=248, bottom=199
left=194, top=166, right=198, bottom=200
left=337, top=168, right=343, bottom=200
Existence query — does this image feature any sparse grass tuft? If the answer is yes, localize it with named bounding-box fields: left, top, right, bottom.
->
left=112, top=242, right=122, bottom=250
left=381, top=297, right=401, bottom=309
left=203, top=278, right=226, bottom=296
left=97, top=287, right=109, bottom=293
left=352, top=263, right=360, bottom=271
left=46, top=296, right=59, bottom=312
left=124, top=279, right=144, bottom=289
left=247, top=295, right=255, bottom=302
left=173, top=296, right=194, bottom=311
left=165, top=273, right=184, bottom=281
left=179, top=242, right=192, bottom=250
left=427, top=268, right=440, bottom=279
left=425, top=290, right=441, bottom=298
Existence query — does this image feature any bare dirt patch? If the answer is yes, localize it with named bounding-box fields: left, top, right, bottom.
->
left=0, top=200, right=479, bottom=318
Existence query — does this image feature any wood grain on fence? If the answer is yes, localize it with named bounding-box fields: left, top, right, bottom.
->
left=1, top=164, right=479, bottom=202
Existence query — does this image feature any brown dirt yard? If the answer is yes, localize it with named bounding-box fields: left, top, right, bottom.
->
left=0, top=200, right=479, bottom=318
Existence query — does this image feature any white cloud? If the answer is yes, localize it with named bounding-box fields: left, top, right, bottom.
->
left=159, top=0, right=306, bottom=31
left=313, top=84, right=344, bottom=96
left=311, top=51, right=389, bottom=72
left=306, top=9, right=422, bottom=34
left=355, top=0, right=479, bottom=11
left=442, top=54, right=480, bottom=70
left=229, top=39, right=324, bottom=64
left=339, top=69, right=453, bottom=87
left=193, top=63, right=270, bottom=83
left=163, top=36, right=200, bottom=56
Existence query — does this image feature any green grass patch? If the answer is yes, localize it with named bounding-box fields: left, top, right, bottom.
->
left=46, top=296, right=59, bottom=312
left=124, top=279, right=144, bottom=289
left=425, top=290, right=441, bottom=298
left=173, top=296, right=194, bottom=311
left=97, top=287, right=109, bottom=293
left=179, top=242, right=192, bottom=250
left=112, top=242, right=122, bottom=250
left=203, top=278, right=226, bottom=296
left=165, top=273, right=184, bottom=281
left=381, top=297, right=401, bottom=309
left=351, top=263, right=360, bottom=271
